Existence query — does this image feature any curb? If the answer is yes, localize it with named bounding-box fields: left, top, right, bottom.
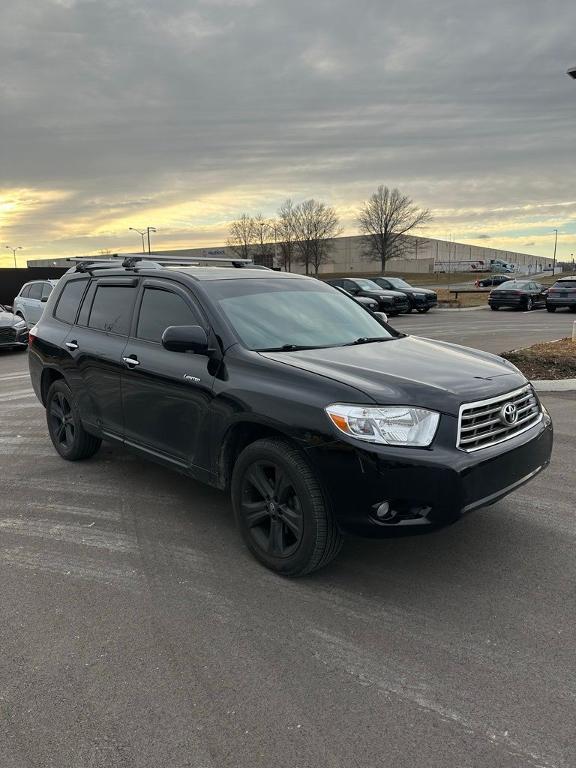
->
left=436, top=305, right=489, bottom=312
left=532, top=379, right=576, bottom=392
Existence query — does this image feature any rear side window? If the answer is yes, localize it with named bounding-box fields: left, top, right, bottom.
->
left=556, top=280, right=576, bottom=288
left=19, top=285, right=31, bottom=298
left=28, top=283, right=43, bottom=300
left=54, top=279, right=88, bottom=324
left=41, top=283, right=53, bottom=299
left=88, top=285, right=138, bottom=335
left=136, top=288, right=201, bottom=343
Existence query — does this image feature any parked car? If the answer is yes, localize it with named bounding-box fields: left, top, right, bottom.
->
left=29, top=257, right=552, bottom=576
left=546, top=277, right=576, bottom=313
left=367, top=277, right=437, bottom=313
left=334, top=287, right=379, bottom=312
left=13, top=279, right=59, bottom=328
left=0, top=304, right=28, bottom=350
left=489, top=280, right=548, bottom=311
left=325, top=278, right=409, bottom=316
left=475, top=275, right=512, bottom=288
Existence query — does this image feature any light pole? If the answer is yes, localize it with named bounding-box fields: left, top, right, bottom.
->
left=5, top=245, right=22, bottom=268
left=128, top=227, right=146, bottom=253
left=552, top=229, right=558, bottom=274
left=146, top=226, right=156, bottom=255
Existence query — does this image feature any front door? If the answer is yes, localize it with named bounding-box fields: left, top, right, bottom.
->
left=121, top=279, right=215, bottom=468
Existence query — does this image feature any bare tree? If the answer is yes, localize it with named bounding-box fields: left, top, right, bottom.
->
left=292, top=199, right=341, bottom=276
left=276, top=199, right=297, bottom=271
left=357, top=186, right=432, bottom=272
left=227, top=213, right=258, bottom=260
left=253, top=214, right=275, bottom=267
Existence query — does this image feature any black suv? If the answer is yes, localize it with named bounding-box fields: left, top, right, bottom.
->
left=546, top=277, right=576, bottom=312
left=29, top=256, right=553, bottom=576
left=325, top=278, right=409, bottom=316
left=367, top=276, right=437, bottom=313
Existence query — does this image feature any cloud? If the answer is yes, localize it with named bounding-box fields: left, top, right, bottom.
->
left=1, top=0, right=575, bottom=265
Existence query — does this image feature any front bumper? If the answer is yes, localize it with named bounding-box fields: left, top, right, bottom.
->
left=305, top=412, right=553, bottom=536
left=384, top=300, right=410, bottom=314
left=0, top=327, right=28, bottom=348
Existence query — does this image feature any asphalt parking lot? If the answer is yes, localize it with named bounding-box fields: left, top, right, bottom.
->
left=1, top=315, right=575, bottom=768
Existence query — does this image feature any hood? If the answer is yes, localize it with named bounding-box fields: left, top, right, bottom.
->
left=410, top=287, right=436, bottom=297
left=364, top=289, right=407, bottom=299
left=261, top=336, right=527, bottom=416
left=0, top=310, right=19, bottom=328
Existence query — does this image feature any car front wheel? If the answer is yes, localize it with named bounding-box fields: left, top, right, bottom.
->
left=46, top=380, right=102, bottom=461
left=231, top=438, right=343, bottom=576
left=525, top=297, right=533, bottom=311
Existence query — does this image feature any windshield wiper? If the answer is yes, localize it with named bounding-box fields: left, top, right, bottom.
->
left=257, top=343, right=324, bottom=352
left=344, top=336, right=391, bottom=346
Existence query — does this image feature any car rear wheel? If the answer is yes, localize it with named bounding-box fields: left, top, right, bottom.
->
left=416, top=307, right=431, bottom=313
left=490, top=305, right=499, bottom=311
left=46, top=380, right=102, bottom=461
left=525, top=297, right=533, bottom=311
left=547, top=306, right=556, bottom=313
left=570, top=307, right=576, bottom=313
left=231, top=438, right=344, bottom=577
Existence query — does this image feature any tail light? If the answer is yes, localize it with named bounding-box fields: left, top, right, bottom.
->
left=28, top=325, right=37, bottom=346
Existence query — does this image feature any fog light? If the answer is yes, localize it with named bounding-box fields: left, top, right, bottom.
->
left=375, top=501, right=392, bottom=519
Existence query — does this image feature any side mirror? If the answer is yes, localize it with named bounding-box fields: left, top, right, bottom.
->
left=374, top=311, right=388, bottom=323
left=161, top=325, right=210, bottom=354
left=40, top=296, right=49, bottom=303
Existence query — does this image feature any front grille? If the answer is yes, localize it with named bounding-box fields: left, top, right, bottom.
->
left=0, top=327, right=16, bottom=342
left=457, top=385, right=541, bottom=452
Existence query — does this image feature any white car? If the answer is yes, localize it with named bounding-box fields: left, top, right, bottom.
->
left=13, top=279, right=58, bottom=328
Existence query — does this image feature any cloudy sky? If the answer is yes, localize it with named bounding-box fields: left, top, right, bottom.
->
left=1, top=0, right=575, bottom=266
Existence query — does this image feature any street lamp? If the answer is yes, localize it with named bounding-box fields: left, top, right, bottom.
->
left=5, top=245, right=22, bottom=268
left=145, top=226, right=156, bottom=255
left=128, top=227, right=146, bottom=253
left=552, top=229, right=558, bottom=274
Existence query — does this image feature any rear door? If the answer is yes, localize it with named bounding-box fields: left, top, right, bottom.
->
left=66, top=277, right=139, bottom=438
left=27, top=282, right=44, bottom=324
left=121, top=279, right=215, bottom=467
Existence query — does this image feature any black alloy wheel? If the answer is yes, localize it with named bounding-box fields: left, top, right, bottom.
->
left=240, top=460, right=304, bottom=558
left=232, top=438, right=343, bottom=576
left=525, top=297, right=533, bottom=311
left=46, top=380, right=102, bottom=460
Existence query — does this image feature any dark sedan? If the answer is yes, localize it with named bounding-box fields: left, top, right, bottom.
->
left=0, top=304, right=29, bottom=350
left=475, top=275, right=513, bottom=288
left=368, top=276, right=437, bottom=313
left=325, top=277, right=409, bottom=316
left=489, top=280, right=548, bottom=311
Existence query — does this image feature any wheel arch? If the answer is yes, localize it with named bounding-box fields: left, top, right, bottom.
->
left=40, top=367, right=66, bottom=406
left=217, top=420, right=303, bottom=491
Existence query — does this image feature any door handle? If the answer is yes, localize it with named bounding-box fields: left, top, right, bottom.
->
left=65, top=341, right=79, bottom=351
left=122, top=355, right=140, bottom=367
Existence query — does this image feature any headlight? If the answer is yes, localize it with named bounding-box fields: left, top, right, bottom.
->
left=325, top=404, right=440, bottom=447
left=14, top=320, right=26, bottom=329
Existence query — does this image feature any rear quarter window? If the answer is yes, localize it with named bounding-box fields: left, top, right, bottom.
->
left=54, top=279, right=89, bottom=324
left=555, top=280, right=576, bottom=288
left=28, top=283, right=43, bottom=300
left=19, top=285, right=31, bottom=298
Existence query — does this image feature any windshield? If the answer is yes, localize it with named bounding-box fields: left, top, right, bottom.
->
left=383, top=277, right=412, bottom=290
left=494, top=281, right=529, bottom=290
left=554, top=280, right=576, bottom=288
left=352, top=279, right=382, bottom=291
left=205, top=278, right=395, bottom=351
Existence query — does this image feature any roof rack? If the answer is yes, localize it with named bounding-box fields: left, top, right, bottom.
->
left=121, top=254, right=254, bottom=269
left=66, top=257, right=124, bottom=274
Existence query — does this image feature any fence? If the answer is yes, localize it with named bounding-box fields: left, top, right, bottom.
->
left=0, top=268, right=68, bottom=306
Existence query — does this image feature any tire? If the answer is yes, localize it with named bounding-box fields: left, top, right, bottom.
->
left=416, top=307, right=431, bottom=313
left=231, top=438, right=344, bottom=577
left=490, top=305, right=499, bottom=311
left=46, top=380, right=101, bottom=461
left=570, top=306, right=576, bottom=313
left=405, top=305, right=413, bottom=314
left=526, top=297, right=533, bottom=311
left=547, top=306, right=556, bottom=313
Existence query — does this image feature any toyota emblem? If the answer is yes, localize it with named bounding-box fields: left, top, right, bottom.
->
left=499, top=402, right=518, bottom=426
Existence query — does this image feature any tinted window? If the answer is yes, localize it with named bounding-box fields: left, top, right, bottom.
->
left=351, top=279, right=382, bottom=291
left=137, top=288, right=200, bottom=343
left=41, top=282, right=53, bottom=299
left=28, top=283, right=43, bottom=300
left=19, top=285, right=31, bottom=298
left=88, top=285, right=137, bottom=335
left=205, top=278, right=395, bottom=351
left=54, top=279, right=88, bottom=324
left=555, top=280, right=576, bottom=288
